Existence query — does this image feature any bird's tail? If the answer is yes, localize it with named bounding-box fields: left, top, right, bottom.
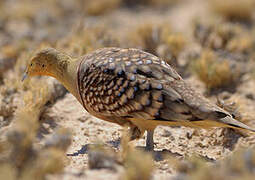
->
left=219, top=116, right=255, bottom=133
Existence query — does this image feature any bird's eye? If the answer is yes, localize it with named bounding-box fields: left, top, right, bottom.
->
left=30, top=63, right=32, bottom=66
left=42, top=64, right=45, bottom=67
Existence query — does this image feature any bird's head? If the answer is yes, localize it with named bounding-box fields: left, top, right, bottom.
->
left=23, top=48, right=69, bottom=81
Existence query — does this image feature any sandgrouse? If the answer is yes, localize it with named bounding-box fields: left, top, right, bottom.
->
left=23, top=47, right=255, bottom=151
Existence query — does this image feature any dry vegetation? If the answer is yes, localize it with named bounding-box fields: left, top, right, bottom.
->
left=1, top=0, right=255, bottom=179
left=0, top=79, right=72, bottom=180
left=172, top=147, right=255, bottom=180
left=192, top=49, right=242, bottom=91
left=127, top=23, right=186, bottom=69
left=209, top=0, right=255, bottom=21
left=83, top=0, right=179, bottom=16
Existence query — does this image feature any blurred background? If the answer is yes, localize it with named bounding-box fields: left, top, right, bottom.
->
left=1, top=0, right=255, bottom=180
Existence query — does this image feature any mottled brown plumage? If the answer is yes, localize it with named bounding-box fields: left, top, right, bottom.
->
left=24, top=47, right=255, bottom=151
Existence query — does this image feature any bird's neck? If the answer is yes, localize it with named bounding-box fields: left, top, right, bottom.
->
left=50, top=55, right=82, bottom=104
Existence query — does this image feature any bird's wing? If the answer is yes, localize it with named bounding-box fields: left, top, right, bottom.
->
left=78, top=47, right=255, bottom=132
left=78, top=48, right=196, bottom=122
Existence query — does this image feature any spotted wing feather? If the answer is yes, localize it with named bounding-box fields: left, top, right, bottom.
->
left=77, top=48, right=230, bottom=125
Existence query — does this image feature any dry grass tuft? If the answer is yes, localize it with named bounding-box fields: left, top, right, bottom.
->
left=57, top=25, right=119, bottom=56
left=173, top=147, right=255, bottom=180
left=0, top=84, right=72, bottom=179
left=171, top=155, right=207, bottom=176
left=192, top=50, right=241, bottom=91
left=210, top=0, right=255, bottom=21
left=193, top=20, right=255, bottom=56
left=226, top=35, right=253, bottom=54
left=88, top=143, right=119, bottom=171
left=164, top=33, right=186, bottom=59
left=121, top=128, right=154, bottom=180
left=123, top=149, right=154, bottom=180
left=128, top=23, right=186, bottom=67
left=128, top=23, right=167, bottom=54
left=122, top=147, right=154, bottom=180
left=0, top=50, right=39, bottom=128
left=84, top=0, right=121, bottom=16
left=193, top=21, right=245, bottom=51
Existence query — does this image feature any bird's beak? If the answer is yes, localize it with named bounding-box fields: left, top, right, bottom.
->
left=22, top=72, right=28, bottom=82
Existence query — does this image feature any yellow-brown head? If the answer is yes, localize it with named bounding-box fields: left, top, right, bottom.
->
left=23, top=48, right=70, bottom=81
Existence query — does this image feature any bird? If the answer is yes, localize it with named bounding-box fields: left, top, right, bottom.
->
left=23, top=47, right=255, bottom=151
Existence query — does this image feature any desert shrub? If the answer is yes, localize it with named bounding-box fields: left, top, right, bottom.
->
left=173, top=147, right=255, bottom=180
left=57, top=25, right=119, bottom=56
left=194, top=22, right=243, bottom=50
left=192, top=50, right=241, bottom=91
left=84, top=0, right=121, bottom=16
left=127, top=23, right=186, bottom=67
left=210, top=0, right=255, bottom=21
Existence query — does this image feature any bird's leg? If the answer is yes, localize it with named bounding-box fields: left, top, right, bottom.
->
left=145, top=130, right=154, bottom=151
